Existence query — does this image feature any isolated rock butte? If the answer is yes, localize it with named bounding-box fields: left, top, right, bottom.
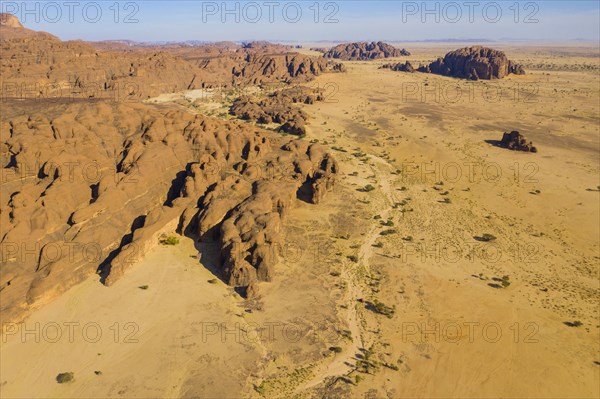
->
left=418, top=46, right=526, bottom=80
left=0, top=99, right=338, bottom=324
left=499, top=131, right=538, bottom=152
left=323, top=42, right=410, bottom=60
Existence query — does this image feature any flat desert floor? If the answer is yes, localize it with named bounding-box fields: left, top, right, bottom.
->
left=1, top=44, right=599, bottom=399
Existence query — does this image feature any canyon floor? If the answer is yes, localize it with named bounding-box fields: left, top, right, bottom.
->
left=1, top=44, right=599, bottom=399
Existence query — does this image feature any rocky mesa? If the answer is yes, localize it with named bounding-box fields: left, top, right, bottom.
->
left=323, top=41, right=410, bottom=60
left=382, top=46, right=526, bottom=80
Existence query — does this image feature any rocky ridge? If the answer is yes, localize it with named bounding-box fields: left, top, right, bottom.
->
left=323, top=42, right=410, bottom=60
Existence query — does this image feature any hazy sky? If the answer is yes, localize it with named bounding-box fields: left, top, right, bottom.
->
left=3, top=1, right=599, bottom=42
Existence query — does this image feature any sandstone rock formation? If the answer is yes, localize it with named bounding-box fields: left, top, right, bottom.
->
left=381, top=61, right=415, bottom=72
left=499, top=131, right=537, bottom=152
left=0, top=15, right=340, bottom=324
left=230, top=86, right=324, bottom=137
left=1, top=99, right=338, bottom=323
left=417, top=46, right=526, bottom=80
left=323, top=42, right=410, bottom=60
left=0, top=15, right=345, bottom=101
left=0, top=12, right=23, bottom=28
left=230, top=53, right=343, bottom=85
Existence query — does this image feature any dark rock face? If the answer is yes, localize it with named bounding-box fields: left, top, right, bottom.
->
left=323, top=42, right=410, bottom=60
left=418, top=46, right=526, bottom=80
left=381, top=61, right=415, bottom=72
left=500, top=131, right=537, bottom=152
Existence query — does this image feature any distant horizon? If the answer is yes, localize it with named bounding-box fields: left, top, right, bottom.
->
left=2, top=1, right=599, bottom=43
left=89, top=37, right=599, bottom=45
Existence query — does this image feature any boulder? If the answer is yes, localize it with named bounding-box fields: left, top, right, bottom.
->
left=499, top=131, right=537, bottom=152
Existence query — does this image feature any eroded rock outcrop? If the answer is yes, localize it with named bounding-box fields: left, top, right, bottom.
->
left=230, top=86, right=324, bottom=137
left=214, top=143, right=338, bottom=286
left=1, top=100, right=338, bottom=323
left=499, top=131, right=537, bottom=152
left=417, top=46, right=526, bottom=80
left=381, top=61, right=415, bottom=72
left=323, top=42, right=410, bottom=60
left=0, top=13, right=340, bottom=324
left=0, top=15, right=346, bottom=100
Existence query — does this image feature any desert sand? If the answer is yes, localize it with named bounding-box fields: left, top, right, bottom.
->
left=0, top=13, right=598, bottom=399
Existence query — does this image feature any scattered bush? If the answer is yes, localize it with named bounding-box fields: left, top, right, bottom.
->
left=565, top=320, right=583, bottom=327
left=371, top=299, right=395, bottom=318
left=56, top=372, right=74, bottom=384
left=479, top=234, right=497, bottom=242
left=347, top=255, right=358, bottom=263
left=382, top=362, right=399, bottom=371
left=254, top=382, right=266, bottom=394
left=329, top=346, right=343, bottom=353
left=379, top=229, right=397, bottom=236
left=330, top=271, right=341, bottom=277
left=358, top=184, right=375, bottom=192
left=138, top=285, right=149, bottom=290
left=207, top=279, right=218, bottom=284
left=160, top=235, right=180, bottom=245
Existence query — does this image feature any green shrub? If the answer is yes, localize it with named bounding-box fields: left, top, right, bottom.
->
left=371, top=299, right=395, bottom=318
left=566, top=320, right=583, bottom=327
left=161, top=235, right=180, bottom=245
left=383, top=362, right=399, bottom=371
left=56, top=372, right=74, bottom=384
left=479, top=234, right=497, bottom=242
left=358, top=184, right=375, bottom=192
